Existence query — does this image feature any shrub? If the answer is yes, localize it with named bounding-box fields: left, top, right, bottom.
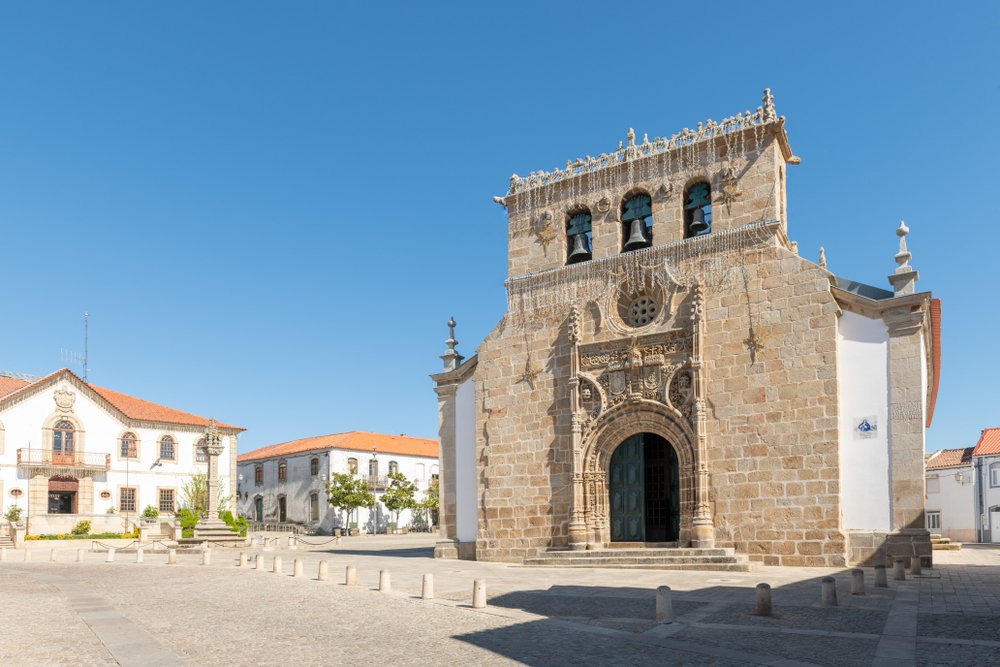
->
left=5, top=505, right=22, bottom=522
left=141, top=505, right=159, bottom=520
left=177, top=508, right=199, bottom=538
left=220, top=510, right=247, bottom=537
left=70, top=520, right=91, bottom=535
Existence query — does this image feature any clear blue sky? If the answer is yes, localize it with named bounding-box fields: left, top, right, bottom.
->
left=1, top=2, right=996, bottom=454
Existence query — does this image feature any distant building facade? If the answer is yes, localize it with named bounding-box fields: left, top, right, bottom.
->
left=972, top=427, right=1000, bottom=543
left=924, top=447, right=975, bottom=543
left=0, top=369, right=242, bottom=536
left=236, top=431, right=438, bottom=534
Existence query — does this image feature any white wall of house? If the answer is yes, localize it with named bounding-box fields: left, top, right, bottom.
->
left=0, top=376, right=236, bottom=535
left=238, top=447, right=438, bottom=534
left=924, top=465, right=975, bottom=542
left=975, top=454, right=1000, bottom=543
left=837, top=310, right=891, bottom=531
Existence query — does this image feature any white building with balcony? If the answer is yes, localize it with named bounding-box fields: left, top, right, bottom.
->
left=0, top=369, right=242, bottom=537
left=236, top=431, right=439, bottom=534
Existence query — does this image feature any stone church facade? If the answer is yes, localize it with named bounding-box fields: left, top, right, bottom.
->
left=433, top=91, right=941, bottom=567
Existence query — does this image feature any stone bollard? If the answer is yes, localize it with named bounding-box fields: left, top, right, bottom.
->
left=893, top=558, right=906, bottom=581
left=318, top=561, right=329, bottom=581
left=655, top=586, right=674, bottom=623
left=0, top=547, right=6, bottom=561
left=293, top=559, right=304, bottom=578
left=136, top=548, right=144, bottom=564
left=77, top=549, right=85, bottom=563
left=105, top=548, right=115, bottom=563
left=345, top=565, right=357, bottom=586
left=422, top=574, right=434, bottom=600
left=336, top=536, right=342, bottom=546
left=273, top=556, right=283, bottom=574
left=202, top=550, right=212, bottom=566
left=239, top=553, right=247, bottom=567
left=472, top=579, right=487, bottom=609
left=875, top=564, right=888, bottom=587
left=287, top=535, right=296, bottom=549
left=167, top=549, right=177, bottom=565
left=910, top=556, right=922, bottom=576
left=379, top=570, right=391, bottom=593
left=255, top=554, right=264, bottom=570
left=755, top=583, right=772, bottom=616
left=851, top=568, right=865, bottom=595
left=50, top=548, right=56, bottom=562
left=24, top=550, right=32, bottom=563
left=821, top=577, right=838, bottom=606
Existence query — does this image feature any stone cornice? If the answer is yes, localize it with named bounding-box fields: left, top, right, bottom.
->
left=832, top=287, right=931, bottom=321
left=431, top=354, right=478, bottom=390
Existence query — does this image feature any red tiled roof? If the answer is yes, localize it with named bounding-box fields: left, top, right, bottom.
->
left=926, top=298, right=941, bottom=428
left=0, top=376, right=30, bottom=399
left=238, top=431, right=438, bottom=462
left=925, top=447, right=973, bottom=469
left=972, top=427, right=1000, bottom=457
left=0, top=369, right=243, bottom=431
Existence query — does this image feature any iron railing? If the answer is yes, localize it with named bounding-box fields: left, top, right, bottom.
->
left=16, top=448, right=111, bottom=471
left=361, top=475, right=389, bottom=490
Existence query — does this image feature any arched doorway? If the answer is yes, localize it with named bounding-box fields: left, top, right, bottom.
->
left=254, top=496, right=264, bottom=522
left=609, top=433, right=679, bottom=543
left=48, top=476, right=79, bottom=514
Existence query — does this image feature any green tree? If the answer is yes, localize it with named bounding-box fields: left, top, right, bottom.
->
left=326, top=472, right=374, bottom=534
left=180, top=473, right=230, bottom=517
left=381, top=471, right=417, bottom=530
left=421, top=477, right=439, bottom=531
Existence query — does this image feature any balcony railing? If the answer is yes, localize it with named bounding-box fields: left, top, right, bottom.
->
left=362, top=475, right=389, bottom=491
left=17, top=448, right=111, bottom=471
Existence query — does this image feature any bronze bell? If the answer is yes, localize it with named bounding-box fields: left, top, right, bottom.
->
left=623, top=218, right=651, bottom=251
left=568, top=233, right=592, bottom=263
left=688, top=207, right=709, bottom=235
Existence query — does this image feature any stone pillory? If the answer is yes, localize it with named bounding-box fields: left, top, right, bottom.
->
left=432, top=90, right=941, bottom=568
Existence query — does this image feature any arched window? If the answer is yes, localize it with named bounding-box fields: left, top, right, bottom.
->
left=415, top=463, right=425, bottom=480
left=194, top=437, right=208, bottom=463
left=254, top=464, right=263, bottom=486
left=566, top=210, right=593, bottom=264
left=621, top=193, right=652, bottom=252
left=310, top=457, right=320, bottom=477
left=278, top=462, right=287, bottom=483
left=158, top=435, right=175, bottom=461
left=369, top=458, right=379, bottom=478
left=684, top=182, right=712, bottom=238
left=53, top=420, right=75, bottom=453
left=120, top=432, right=138, bottom=459
left=347, top=458, right=358, bottom=475
left=309, top=492, right=320, bottom=522
left=388, top=460, right=399, bottom=475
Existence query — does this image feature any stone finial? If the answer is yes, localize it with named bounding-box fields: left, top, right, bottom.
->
left=762, top=88, right=776, bottom=122
left=888, top=220, right=918, bottom=295
left=441, top=317, right=464, bottom=371
left=627, top=128, right=635, bottom=148
left=568, top=305, right=581, bottom=344
left=818, top=246, right=827, bottom=269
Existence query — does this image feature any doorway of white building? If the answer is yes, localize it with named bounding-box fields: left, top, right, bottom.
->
left=991, top=507, right=1000, bottom=543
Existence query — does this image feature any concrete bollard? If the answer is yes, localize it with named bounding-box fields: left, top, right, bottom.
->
left=875, top=564, right=888, bottom=587
left=202, top=550, right=211, bottom=566
left=239, top=553, right=247, bottom=567
left=24, top=550, right=32, bottom=563
left=379, top=570, right=391, bottom=593
left=422, top=574, right=434, bottom=600
left=287, top=535, right=296, bottom=549
left=105, top=548, right=114, bottom=563
left=346, top=565, right=357, bottom=586
left=273, top=556, right=283, bottom=574
left=472, top=579, right=487, bottom=609
left=755, top=583, right=773, bottom=616
left=167, top=549, right=177, bottom=565
left=851, top=568, right=865, bottom=595
left=0, top=547, right=6, bottom=561
left=77, top=549, right=85, bottom=563
left=255, top=554, right=264, bottom=570
left=655, top=585, right=674, bottom=623
left=336, top=536, right=342, bottom=546
left=910, top=556, right=922, bottom=576
left=821, top=577, right=838, bottom=606
left=50, top=548, right=57, bottom=562
left=318, top=561, right=329, bottom=581
left=293, top=559, right=303, bottom=578
left=893, top=558, right=906, bottom=581
left=135, top=548, right=144, bottom=564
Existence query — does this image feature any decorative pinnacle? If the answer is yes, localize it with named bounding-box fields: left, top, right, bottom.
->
left=441, top=317, right=463, bottom=371
left=627, top=127, right=635, bottom=148
left=894, top=220, right=912, bottom=273
left=762, top=88, right=776, bottom=122
left=818, top=246, right=827, bottom=269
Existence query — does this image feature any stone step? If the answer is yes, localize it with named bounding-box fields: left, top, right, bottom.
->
left=524, top=546, right=751, bottom=571
left=535, top=547, right=736, bottom=558
left=524, top=559, right=750, bottom=572
left=932, top=542, right=962, bottom=551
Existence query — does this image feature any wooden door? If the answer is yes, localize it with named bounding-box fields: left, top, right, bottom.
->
left=610, top=435, right=645, bottom=542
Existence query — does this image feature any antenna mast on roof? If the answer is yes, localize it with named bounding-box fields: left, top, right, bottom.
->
left=60, top=312, right=90, bottom=382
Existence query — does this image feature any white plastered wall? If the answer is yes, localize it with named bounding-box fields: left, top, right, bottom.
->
left=454, top=375, right=477, bottom=543
left=837, top=310, right=891, bottom=531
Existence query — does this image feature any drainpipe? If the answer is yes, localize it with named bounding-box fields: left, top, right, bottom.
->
left=975, top=457, right=985, bottom=543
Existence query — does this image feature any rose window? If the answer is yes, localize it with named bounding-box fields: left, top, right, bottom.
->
left=626, top=296, right=658, bottom=327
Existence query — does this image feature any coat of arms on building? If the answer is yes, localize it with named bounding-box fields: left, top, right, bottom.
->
left=53, top=389, right=75, bottom=413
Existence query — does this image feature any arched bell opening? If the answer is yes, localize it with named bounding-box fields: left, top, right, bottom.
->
left=608, top=433, right=679, bottom=543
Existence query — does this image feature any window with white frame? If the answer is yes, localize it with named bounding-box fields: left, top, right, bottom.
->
left=926, top=476, right=940, bottom=494
left=926, top=511, right=941, bottom=531
left=990, top=462, right=1000, bottom=487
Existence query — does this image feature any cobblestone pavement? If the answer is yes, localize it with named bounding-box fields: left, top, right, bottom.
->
left=2, top=536, right=999, bottom=666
